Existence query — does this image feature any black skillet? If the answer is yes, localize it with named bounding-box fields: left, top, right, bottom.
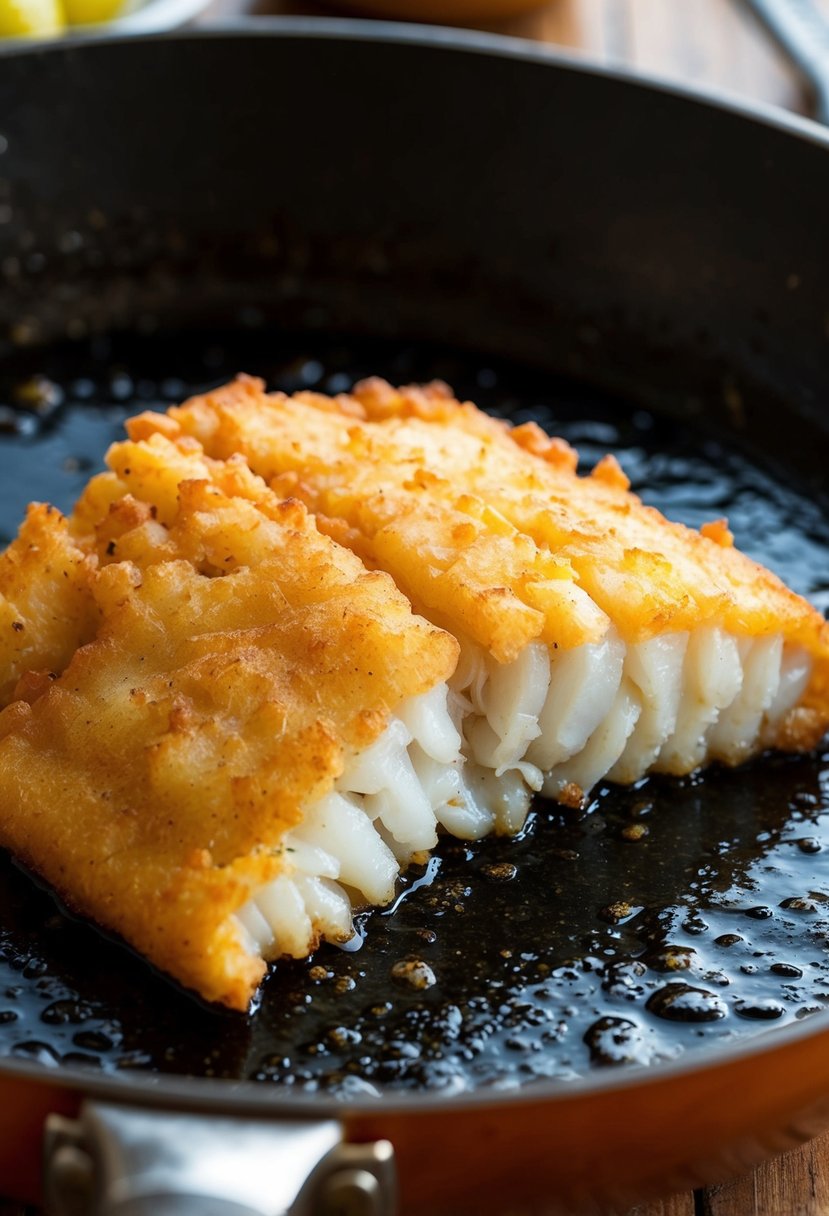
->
left=0, top=20, right=828, bottom=1216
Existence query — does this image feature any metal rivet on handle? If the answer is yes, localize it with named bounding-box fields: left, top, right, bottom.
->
left=47, top=1142, right=96, bottom=1216
left=319, top=1167, right=384, bottom=1216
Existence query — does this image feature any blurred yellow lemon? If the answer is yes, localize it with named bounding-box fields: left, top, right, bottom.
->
left=0, top=0, right=65, bottom=36
left=63, top=0, right=123, bottom=22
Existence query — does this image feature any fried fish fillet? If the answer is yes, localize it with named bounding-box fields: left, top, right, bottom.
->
left=132, top=375, right=829, bottom=809
left=0, top=464, right=468, bottom=1009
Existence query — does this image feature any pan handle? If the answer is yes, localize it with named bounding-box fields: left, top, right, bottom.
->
left=742, top=0, right=829, bottom=124
left=43, top=1101, right=396, bottom=1216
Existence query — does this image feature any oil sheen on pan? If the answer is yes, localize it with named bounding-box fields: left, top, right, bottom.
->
left=0, top=333, right=826, bottom=1094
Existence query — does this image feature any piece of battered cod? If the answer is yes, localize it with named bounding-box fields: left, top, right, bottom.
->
left=0, top=458, right=464, bottom=1010
left=132, top=375, right=829, bottom=809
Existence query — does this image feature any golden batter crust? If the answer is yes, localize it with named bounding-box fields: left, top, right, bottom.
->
left=140, top=375, right=829, bottom=724
left=0, top=469, right=456, bottom=1009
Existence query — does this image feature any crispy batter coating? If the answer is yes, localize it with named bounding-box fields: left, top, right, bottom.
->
left=130, top=379, right=608, bottom=664
left=0, top=504, right=99, bottom=707
left=138, top=375, right=829, bottom=722
left=0, top=474, right=457, bottom=1009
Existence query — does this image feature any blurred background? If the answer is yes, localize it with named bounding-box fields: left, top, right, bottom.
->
left=1, top=0, right=828, bottom=125
left=234, top=0, right=829, bottom=118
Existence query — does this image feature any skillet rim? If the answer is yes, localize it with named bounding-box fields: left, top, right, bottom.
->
left=1, top=1002, right=829, bottom=1116
left=0, top=18, right=827, bottom=1117
left=0, top=14, right=829, bottom=150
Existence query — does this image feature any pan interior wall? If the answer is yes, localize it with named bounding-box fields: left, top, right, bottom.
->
left=2, top=33, right=829, bottom=498
left=0, top=330, right=826, bottom=1095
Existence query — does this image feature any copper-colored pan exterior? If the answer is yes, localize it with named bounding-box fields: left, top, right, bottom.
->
left=2, top=1015, right=829, bottom=1211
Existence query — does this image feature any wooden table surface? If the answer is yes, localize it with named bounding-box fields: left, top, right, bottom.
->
left=5, top=1, right=829, bottom=1214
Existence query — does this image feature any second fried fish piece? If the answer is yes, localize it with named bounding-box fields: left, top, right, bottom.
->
left=135, top=375, right=829, bottom=809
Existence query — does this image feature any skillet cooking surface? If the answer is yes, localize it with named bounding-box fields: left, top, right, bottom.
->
left=0, top=331, right=827, bottom=1096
